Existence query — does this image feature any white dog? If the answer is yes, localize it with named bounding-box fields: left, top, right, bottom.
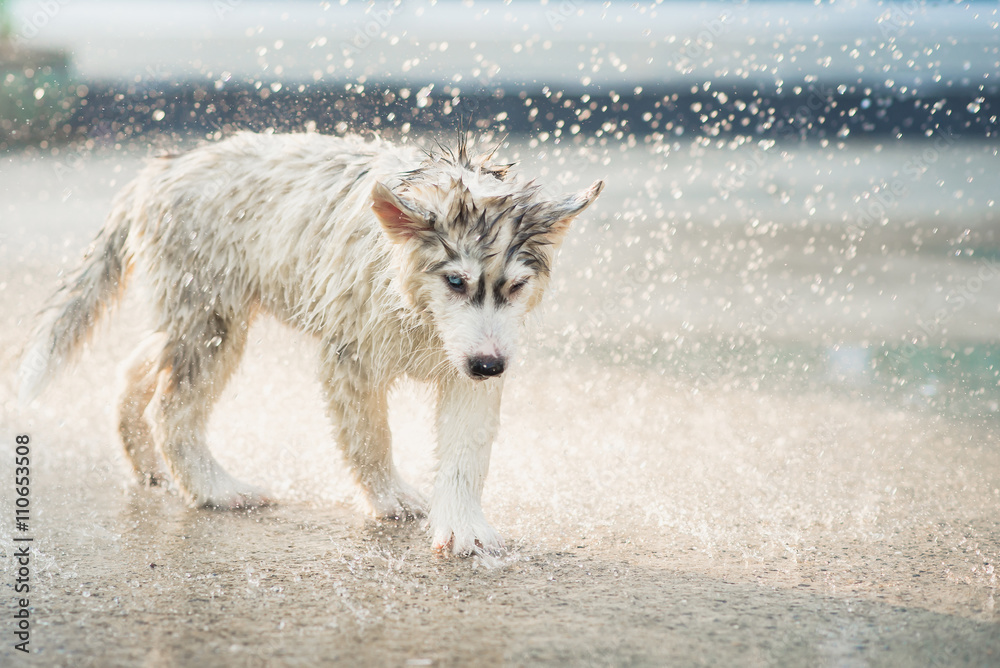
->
left=19, top=132, right=603, bottom=555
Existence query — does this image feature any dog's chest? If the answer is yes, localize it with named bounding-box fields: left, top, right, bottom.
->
left=317, top=306, right=446, bottom=383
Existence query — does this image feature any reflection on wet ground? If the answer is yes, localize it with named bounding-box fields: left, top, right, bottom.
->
left=1, top=139, right=998, bottom=665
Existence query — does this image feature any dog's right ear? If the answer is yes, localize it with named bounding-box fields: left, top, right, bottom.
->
left=372, top=182, right=433, bottom=244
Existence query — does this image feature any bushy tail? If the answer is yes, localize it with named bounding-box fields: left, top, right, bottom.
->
left=18, top=206, right=134, bottom=404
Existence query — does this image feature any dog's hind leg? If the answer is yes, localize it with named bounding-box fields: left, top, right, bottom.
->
left=320, top=365, right=426, bottom=519
left=148, top=311, right=271, bottom=509
left=116, top=331, right=169, bottom=485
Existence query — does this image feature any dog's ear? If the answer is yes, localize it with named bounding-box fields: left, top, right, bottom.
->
left=543, top=180, right=605, bottom=243
left=371, top=182, right=434, bottom=244
left=482, top=163, right=515, bottom=181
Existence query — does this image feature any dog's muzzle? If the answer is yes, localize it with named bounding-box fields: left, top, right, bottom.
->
left=468, top=356, right=506, bottom=379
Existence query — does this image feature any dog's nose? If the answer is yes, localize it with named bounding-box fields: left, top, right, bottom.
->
left=468, top=356, right=506, bottom=378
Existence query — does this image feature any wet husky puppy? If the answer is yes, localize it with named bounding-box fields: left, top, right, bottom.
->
left=19, top=132, right=603, bottom=555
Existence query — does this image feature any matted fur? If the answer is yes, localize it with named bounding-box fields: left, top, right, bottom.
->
left=19, top=132, right=603, bottom=556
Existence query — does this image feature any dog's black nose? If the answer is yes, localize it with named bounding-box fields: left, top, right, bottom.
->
left=468, top=356, right=506, bottom=378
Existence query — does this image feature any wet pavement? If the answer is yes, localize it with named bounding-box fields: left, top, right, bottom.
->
left=1, top=137, right=998, bottom=666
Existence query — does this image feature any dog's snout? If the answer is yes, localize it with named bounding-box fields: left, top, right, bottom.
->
left=468, top=356, right=506, bottom=378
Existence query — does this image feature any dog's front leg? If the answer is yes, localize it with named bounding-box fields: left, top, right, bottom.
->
left=321, top=364, right=427, bottom=520
left=431, top=376, right=505, bottom=556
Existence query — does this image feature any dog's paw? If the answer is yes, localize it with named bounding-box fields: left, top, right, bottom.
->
left=367, top=479, right=428, bottom=520
left=431, top=518, right=505, bottom=557
left=197, top=478, right=274, bottom=510
left=132, top=469, right=169, bottom=488
left=204, top=489, right=273, bottom=510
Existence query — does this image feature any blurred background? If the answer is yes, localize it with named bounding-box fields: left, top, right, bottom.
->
left=3, top=0, right=998, bottom=417
left=1, top=2, right=999, bottom=664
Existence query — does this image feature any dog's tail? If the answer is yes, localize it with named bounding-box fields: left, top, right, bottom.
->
left=18, top=187, right=136, bottom=404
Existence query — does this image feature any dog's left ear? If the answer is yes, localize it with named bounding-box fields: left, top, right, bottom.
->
left=543, top=180, right=605, bottom=244
left=371, top=182, right=434, bottom=244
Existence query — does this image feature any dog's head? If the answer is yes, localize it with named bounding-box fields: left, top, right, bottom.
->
left=371, top=139, right=603, bottom=380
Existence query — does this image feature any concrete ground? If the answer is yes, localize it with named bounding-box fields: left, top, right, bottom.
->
left=0, top=137, right=998, bottom=666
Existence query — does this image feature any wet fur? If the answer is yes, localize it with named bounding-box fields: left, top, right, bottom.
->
left=19, top=132, right=603, bottom=556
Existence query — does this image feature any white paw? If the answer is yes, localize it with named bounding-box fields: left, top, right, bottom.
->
left=202, top=486, right=273, bottom=510
left=189, top=472, right=274, bottom=510
left=430, top=514, right=505, bottom=557
left=366, top=478, right=428, bottom=520
left=132, top=468, right=169, bottom=488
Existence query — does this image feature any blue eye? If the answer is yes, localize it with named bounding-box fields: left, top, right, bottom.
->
left=445, top=274, right=466, bottom=291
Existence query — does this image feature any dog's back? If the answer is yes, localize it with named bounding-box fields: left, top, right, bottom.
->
left=20, top=133, right=429, bottom=403
left=130, top=132, right=416, bottom=331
